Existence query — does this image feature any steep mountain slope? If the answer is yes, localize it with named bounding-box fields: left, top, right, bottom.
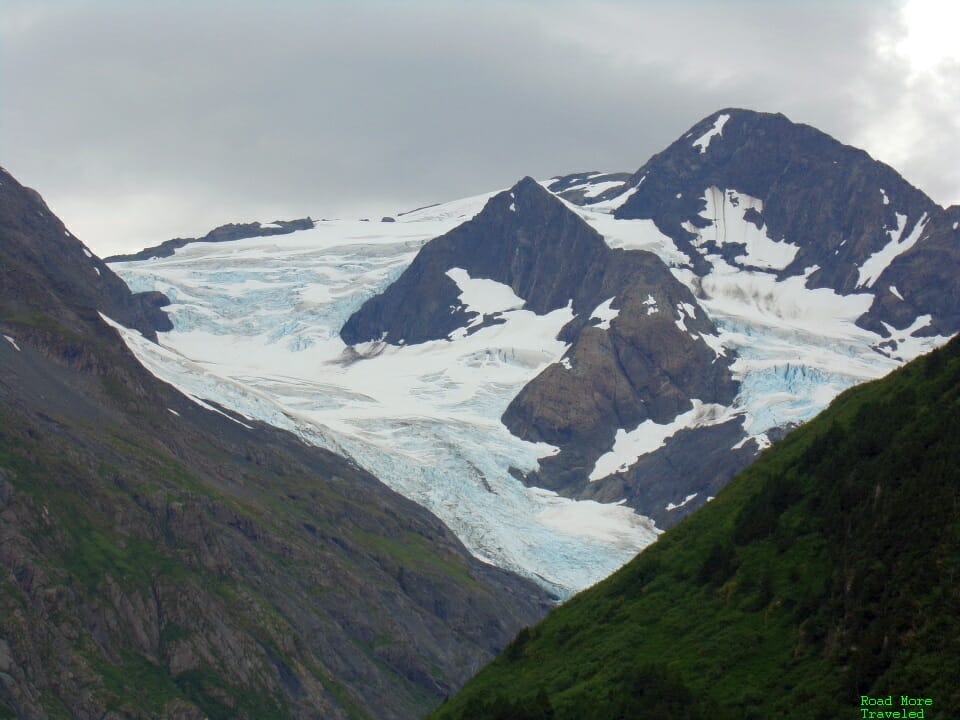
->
left=0, top=168, right=550, bottom=720
left=108, top=196, right=661, bottom=595
left=532, top=108, right=958, bottom=520
left=594, top=108, right=960, bottom=340
left=0, top=167, right=171, bottom=341
left=430, top=334, right=960, bottom=720
left=342, top=177, right=742, bottom=505
left=106, top=108, right=957, bottom=595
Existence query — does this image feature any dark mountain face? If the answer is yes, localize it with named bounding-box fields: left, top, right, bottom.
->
left=603, top=108, right=960, bottom=338
left=0, top=170, right=550, bottom=720
left=0, top=167, right=171, bottom=341
left=341, top=177, right=742, bottom=517
left=430, top=334, right=960, bottom=720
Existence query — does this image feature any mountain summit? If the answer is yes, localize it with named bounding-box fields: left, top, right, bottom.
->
left=588, top=108, right=960, bottom=338
left=105, top=108, right=959, bottom=591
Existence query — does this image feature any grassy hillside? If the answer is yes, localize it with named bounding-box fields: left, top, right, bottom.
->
left=430, top=336, right=960, bottom=720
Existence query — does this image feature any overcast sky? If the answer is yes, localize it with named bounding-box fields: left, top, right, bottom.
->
left=2, top=0, right=959, bottom=256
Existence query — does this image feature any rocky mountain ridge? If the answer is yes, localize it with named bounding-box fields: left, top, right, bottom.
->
left=0, top=168, right=550, bottom=719
left=341, top=176, right=746, bottom=522
left=573, top=108, right=960, bottom=340
left=104, top=107, right=957, bottom=585
left=105, top=217, right=315, bottom=263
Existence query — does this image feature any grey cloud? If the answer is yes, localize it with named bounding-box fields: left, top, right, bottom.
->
left=1, top=0, right=956, bottom=255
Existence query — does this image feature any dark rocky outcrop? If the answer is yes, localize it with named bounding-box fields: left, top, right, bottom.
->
left=342, top=176, right=739, bottom=507
left=579, top=420, right=758, bottom=527
left=544, top=171, right=632, bottom=205
left=0, top=169, right=551, bottom=720
left=0, top=167, right=171, bottom=340
left=603, top=108, right=960, bottom=336
left=105, top=217, right=315, bottom=263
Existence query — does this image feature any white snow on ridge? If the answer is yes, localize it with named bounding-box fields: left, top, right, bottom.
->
left=589, top=401, right=738, bottom=481
left=858, top=212, right=928, bottom=288
left=395, top=190, right=499, bottom=223
left=574, top=205, right=688, bottom=266
left=692, top=113, right=730, bottom=154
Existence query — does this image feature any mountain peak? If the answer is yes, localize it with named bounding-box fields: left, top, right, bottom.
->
left=0, top=167, right=171, bottom=341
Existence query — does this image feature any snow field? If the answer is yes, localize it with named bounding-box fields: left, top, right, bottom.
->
left=111, top=206, right=660, bottom=595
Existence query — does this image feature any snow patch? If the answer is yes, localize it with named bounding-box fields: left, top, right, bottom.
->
left=534, top=488, right=660, bottom=546
left=82, top=247, right=92, bottom=258
left=699, top=331, right=727, bottom=358
left=691, top=113, right=730, bottom=154
left=3, top=335, right=21, bottom=352
left=589, top=400, right=738, bottom=481
left=889, top=285, right=903, bottom=301
left=666, top=493, right=697, bottom=511
left=590, top=297, right=619, bottom=330
left=168, top=408, right=180, bottom=416
left=691, top=188, right=799, bottom=270
left=880, top=188, right=890, bottom=205
left=877, top=314, right=951, bottom=361
left=446, top=268, right=525, bottom=327
left=858, top=212, right=929, bottom=288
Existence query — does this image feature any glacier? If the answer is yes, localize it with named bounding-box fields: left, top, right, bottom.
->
left=110, top=205, right=660, bottom=597
left=109, top=183, right=951, bottom=596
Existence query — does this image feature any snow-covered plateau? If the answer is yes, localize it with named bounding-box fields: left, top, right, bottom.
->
left=108, top=183, right=950, bottom=595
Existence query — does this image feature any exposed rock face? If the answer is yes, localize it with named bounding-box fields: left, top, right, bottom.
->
left=105, top=217, right=315, bottom=262
left=0, top=170, right=551, bottom=720
left=0, top=166, right=171, bottom=340
left=342, top=176, right=739, bottom=503
left=856, top=204, right=960, bottom=338
left=605, top=108, right=960, bottom=337
left=340, top=111, right=960, bottom=529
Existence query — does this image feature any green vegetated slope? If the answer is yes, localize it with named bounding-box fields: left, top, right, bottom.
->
left=431, top=336, right=960, bottom=720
